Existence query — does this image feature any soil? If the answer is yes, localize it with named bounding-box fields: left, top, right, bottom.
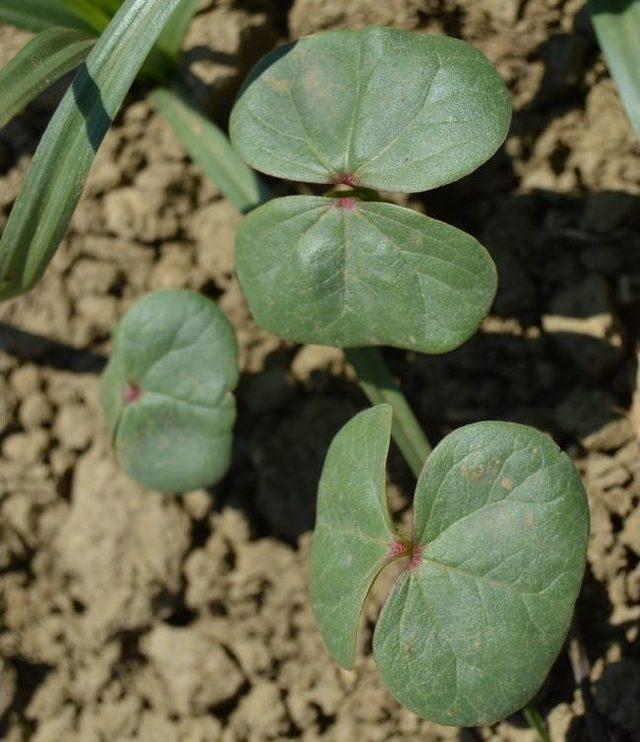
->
left=1, top=1, right=640, bottom=740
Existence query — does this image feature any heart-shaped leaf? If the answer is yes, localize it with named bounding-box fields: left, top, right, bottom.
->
left=101, top=289, right=239, bottom=493
left=310, top=404, right=402, bottom=669
left=230, top=28, right=511, bottom=193
left=236, top=195, right=497, bottom=354
left=374, top=421, right=589, bottom=725
left=310, top=408, right=589, bottom=726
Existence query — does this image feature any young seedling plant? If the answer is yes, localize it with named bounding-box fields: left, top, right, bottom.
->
left=100, top=288, right=239, bottom=493
left=227, top=28, right=590, bottom=728
left=310, top=406, right=588, bottom=725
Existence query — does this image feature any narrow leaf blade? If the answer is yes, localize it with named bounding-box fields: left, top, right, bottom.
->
left=155, top=0, right=199, bottom=60
left=230, top=28, right=511, bottom=192
left=60, top=0, right=111, bottom=32
left=0, top=28, right=95, bottom=127
left=152, top=87, right=270, bottom=213
left=101, top=289, right=239, bottom=492
left=236, top=196, right=497, bottom=353
left=0, top=0, right=93, bottom=33
left=590, top=0, right=640, bottom=138
left=310, top=404, right=398, bottom=669
left=373, top=422, right=589, bottom=726
left=0, top=0, right=183, bottom=300
left=94, top=0, right=124, bottom=14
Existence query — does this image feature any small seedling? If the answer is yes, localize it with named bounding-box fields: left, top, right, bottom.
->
left=100, top=289, right=239, bottom=492
left=230, top=28, right=510, bottom=353
left=310, top=405, right=589, bottom=726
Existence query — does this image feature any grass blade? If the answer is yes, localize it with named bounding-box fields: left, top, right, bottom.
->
left=93, top=0, right=124, bottom=13
left=1, top=28, right=96, bottom=127
left=155, top=0, right=199, bottom=61
left=152, top=86, right=270, bottom=213
left=60, top=0, right=111, bottom=33
left=590, top=0, right=640, bottom=137
left=105, top=0, right=125, bottom=11
left=0, top=0, right=93, bottom=33
left=0, top=0, right=183, bottom=300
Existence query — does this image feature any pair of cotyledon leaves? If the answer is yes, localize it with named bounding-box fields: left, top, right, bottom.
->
left=310, top=405, right=589, bottom=726
left=230, top=27, right=512, bottom=353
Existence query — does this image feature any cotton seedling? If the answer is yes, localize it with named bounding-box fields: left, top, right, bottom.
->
left=100, top=289, right=239, bottom=492
left=229, top=28, right=510, bottom=354
left=310, top=405, right=588, bottom=725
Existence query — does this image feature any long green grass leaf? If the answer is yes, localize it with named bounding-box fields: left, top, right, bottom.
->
left=0, top=0, right=183, bottom=300
left=94, top=0, right=124, bottom=13
left=155, top=0, right=199, bottom=60
left=1, top=28, right=95, bottom=127
left=0, top=0, right=93, bottom=33
left=590, top=0, right=640, bottom=138
left=60, top=0, right=111, bottom=33
left=152, top=86, right=270, bottom=213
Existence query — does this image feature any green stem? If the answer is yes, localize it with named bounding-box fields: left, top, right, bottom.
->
left=345, top=347, right=431, bottom=478
left=523, top=703, right=551, bottom=742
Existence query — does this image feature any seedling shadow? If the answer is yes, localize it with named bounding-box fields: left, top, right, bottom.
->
left=0, top=321, right=107, bottom=373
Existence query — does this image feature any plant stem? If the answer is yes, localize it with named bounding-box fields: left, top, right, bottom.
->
left=345, top=347, right=431, bottom=478
left=523, top=703, right=551, bottom=742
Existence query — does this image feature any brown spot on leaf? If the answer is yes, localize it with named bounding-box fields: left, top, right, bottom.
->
left=461, top=464, right=487, bottom=481
left=267, top=77, right=291, bottom=93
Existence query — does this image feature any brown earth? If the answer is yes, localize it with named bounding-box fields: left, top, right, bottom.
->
left=1, top=0, right=640, bottom=740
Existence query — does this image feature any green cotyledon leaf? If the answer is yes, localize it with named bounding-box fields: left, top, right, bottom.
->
left=309, top=404, right=405, bottom=669
left=235, top=195, right=497, bottom=354
left=373, top=421, right=589, bottom=726
left=230, top=27, right=511, bottom=193
left=100, top=289, right=239, bottom=493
